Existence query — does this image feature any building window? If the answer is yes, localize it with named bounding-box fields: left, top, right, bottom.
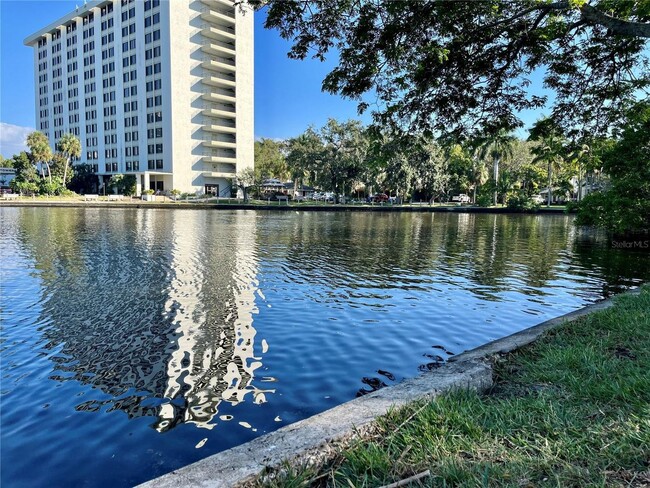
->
left=101, top=4, right=113, bottom=17
left=146, top=112, right=162, bottom=123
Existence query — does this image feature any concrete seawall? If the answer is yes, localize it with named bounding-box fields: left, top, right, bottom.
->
left=0, top=200, right=569, bottom=214
left=137, top=290, right=636, bottom=488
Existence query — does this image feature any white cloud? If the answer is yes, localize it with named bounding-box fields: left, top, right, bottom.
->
left=0, top=123, right=34, bottom=158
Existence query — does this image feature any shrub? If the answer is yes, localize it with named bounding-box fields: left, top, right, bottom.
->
left=40, top=178, right=67, bottom=195
left=575, top=190, right=650, bottom=234
left=11, top=180, right=39, bottom=195
left=564, top=200, right=580, bottom=213
left=109, top=174, right=137, bottom=196
left=507, top=192, right=540, bottom=212
left=475, top=193, right=492, bottom=207
left=575, top=101, right=650, bottom=233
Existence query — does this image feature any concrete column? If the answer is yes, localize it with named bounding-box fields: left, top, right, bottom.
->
left=143, top=172, right=150, bottom=192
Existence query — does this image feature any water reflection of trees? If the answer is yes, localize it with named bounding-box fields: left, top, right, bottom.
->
left=270, top=212, right=587, bottom=296
left=16, top=208, right=268, bottom=431
left=571, top=229, right=650, bottom=297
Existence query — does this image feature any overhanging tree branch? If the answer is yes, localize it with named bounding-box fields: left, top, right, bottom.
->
left=580, top=4, right=650, bottom=38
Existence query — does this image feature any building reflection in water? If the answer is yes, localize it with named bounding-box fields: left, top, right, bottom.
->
left=156, top=210, right=273, bottom=431
left=19, top=209, right=271, bottom=432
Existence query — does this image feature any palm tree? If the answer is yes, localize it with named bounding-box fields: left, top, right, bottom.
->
left=469, top=153, right=489, bottom=204
left=533, top=142, right=565, bottom=206
left=529, top=118, right=566, bottom=207
left=569, top=142, right=590, bottom=202
left=56, top=133, right=82, bottom=186
left=477, top=129, right=516, bottom=205
left=26, top=131, right=53, bottom=183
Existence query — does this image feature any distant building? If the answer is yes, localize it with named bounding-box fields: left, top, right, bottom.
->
left=284, top=182, right=315, bottom=200
left=260, top=178, right=285, bottom=194
left=24, top=0, right=254, bottom=195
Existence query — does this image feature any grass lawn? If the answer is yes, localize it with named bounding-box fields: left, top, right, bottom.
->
left=258, top=286, right=650, bottom=487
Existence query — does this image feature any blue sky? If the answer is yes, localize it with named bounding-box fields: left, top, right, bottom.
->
left=0, top=0, right=375, bottom=157
left=0, top=1, right=549, bottom=158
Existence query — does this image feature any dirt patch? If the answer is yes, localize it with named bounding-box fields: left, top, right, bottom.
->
left=610, top=345, right=637, bottom=360
left=605, top=469, right=650, bottom=487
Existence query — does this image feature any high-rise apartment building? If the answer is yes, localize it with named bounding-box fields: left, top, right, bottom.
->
left=24, top=0, right=253, bottom=195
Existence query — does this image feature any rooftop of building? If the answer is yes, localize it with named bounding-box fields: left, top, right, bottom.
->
left=24, top=1, right=111, bottom=47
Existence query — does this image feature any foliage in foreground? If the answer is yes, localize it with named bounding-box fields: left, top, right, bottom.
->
left=256, top=0, right=649, bottom=138
left=259, top=286, right=650, bottom=487
left=575, top=101, right=650, bottom=234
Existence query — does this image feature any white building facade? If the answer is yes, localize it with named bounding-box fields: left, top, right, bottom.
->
left=24, top=0, right=253, bottom=195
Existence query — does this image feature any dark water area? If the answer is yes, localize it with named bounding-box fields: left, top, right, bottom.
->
left=1, top=207, right=648, bottom=487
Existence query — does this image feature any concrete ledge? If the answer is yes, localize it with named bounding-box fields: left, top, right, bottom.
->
left=137, top=290, right=638, bottom=488
left=137, top=360, right=492, bottom=488
left=0, top=201, right=569, bottom=214
left=449, top=290, right=636, bottom=363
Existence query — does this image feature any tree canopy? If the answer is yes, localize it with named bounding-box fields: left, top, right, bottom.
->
left=254, top=138, right=288, bottom=180
left=13, top=132, right=84, bottom=196
left=56, top=132, right=81, bottom=185
left=26, top=131, right=52, bottom=182
left=255, top=0, right=649, bottom=138
left=575, top=100, right=650, bottom=233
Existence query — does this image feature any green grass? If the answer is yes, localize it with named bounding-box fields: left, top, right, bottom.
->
left=257, top=287, right=650, bottom=488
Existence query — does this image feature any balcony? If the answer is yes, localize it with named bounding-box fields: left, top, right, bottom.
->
left=202, top=74, right=236, bottom=89
left=201, top=8, right=236, bottom=26
left=202, top=139, right=236, bottom=149
left=201, top=90, right=236, bottom=104
left=202, top=155, right=237, bottom=166
left=201, top=40, right=236, bottom=57
left=202, top=107, right=236, bottom=120
left=202, top=171, right=236, bottom=179
left=203, top=123, right=236, bottom=134
left=200, top=0, right=237, bottom=12
left=201, top=26, right=235, bottom=42
left=202, top=58, right=236, bottom=73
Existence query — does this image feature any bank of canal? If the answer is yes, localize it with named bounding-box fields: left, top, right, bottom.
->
left=140, top=286, right=649, bottom=488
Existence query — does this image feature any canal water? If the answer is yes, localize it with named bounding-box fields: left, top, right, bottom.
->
left=1, top=207, right=648, bottom=487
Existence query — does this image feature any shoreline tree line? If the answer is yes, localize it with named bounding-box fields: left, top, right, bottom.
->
left=246, top=0, right=648, bottom=232
left=2, top=0, right=648, bottom=233
left=3, top=131, right=137, bottom=197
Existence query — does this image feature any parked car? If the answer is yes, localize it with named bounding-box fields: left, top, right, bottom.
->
left=372, top=193, right=389, bottom=203
left=532, top=194, right=544, bottom=204
left=451, top=194, right=471, bottom=204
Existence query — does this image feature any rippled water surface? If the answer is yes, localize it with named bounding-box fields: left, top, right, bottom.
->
left=1, top=207, right=648, bottom=487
